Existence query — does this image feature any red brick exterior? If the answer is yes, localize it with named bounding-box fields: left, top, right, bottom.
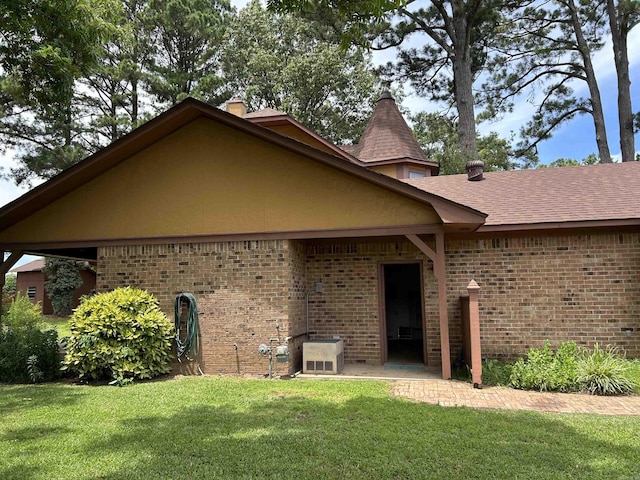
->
left=97, top=241, right=303, bottom=376
left=16, top=268, right=95, bottom=315
left=446, top=232, right=640, bottom=359
left=96, top=231, right=640, bottom=375
left=306, top=241, right=440, bottom=366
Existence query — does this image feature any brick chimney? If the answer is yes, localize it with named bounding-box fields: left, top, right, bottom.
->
left=466, top=159, right=484, bottom=181
left=226, top=96, right=247, bottom=117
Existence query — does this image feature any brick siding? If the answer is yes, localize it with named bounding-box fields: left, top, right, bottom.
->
left=96, top=231, right=639, bottom=376
left=446, top=232, right=640, bottom=359
left=305, top=241, right=440, bottom=366
left=97, top=241, right=300, bottom=376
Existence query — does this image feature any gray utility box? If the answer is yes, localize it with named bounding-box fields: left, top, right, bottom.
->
left=303, top=339, right=344, bottom=374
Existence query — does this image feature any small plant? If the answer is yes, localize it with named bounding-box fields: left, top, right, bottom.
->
left=26, top=354, right=45, bottom=383
left=509, top=341, right=579, bottom=392
left=577, top=344, right=636, bottom=396
left=629, top=360, right=640, bottom=394
left=0, top=327, right=60, bottom=383
left=62, top=287, right=173, bottom=382
left=2, top=292, right=43, bottom=330
left=481, top=359, right=513, bottom=386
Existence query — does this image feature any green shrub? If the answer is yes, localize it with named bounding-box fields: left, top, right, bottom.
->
left=509, top=341, right=580, bottom=392
left=576, top=344, right=636, bottom=396
left=629, top=360, right=640, bottom=394
left=0, top=327, right=60, bottom=383
left=2, top=292, right=43, bottom=330
left=62, top=287, right=173, bottom=382
left=481, top=359, right=513, bottom=386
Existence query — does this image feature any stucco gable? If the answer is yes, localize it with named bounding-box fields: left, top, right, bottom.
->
left=0, top=99, right=486, bottom=250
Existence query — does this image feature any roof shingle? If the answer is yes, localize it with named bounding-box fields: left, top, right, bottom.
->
left=404, top=162, right=640, bottom=228
left=349, top=91, right=430, bottom=164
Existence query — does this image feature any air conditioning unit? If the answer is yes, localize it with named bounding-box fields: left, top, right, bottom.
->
left=303, top=339, right=344, bottom=374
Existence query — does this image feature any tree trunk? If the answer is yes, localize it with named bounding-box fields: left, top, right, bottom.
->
left=110, top=86, right=118, bottom=142
left=567, top=0, right=612, bottom=163
left=451, top=5, right=479, bottom=163
left=131, top=77, right=139, bottom=125
left=606, top=0, right=636, bottom=162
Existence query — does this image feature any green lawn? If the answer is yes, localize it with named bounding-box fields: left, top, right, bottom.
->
left=40, top=316, right=71, bottom=338
left=1, top=377, right=638, bottom=480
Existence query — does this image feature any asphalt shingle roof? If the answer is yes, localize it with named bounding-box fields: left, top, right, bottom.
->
left=10, top=258, right=45, bottom=273
left=348, top=91, right=430, bottom=164
left=404, top=162, right=640, bottom=227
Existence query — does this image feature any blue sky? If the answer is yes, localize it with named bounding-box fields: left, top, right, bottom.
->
left=1, top=0, right=639, bottom=267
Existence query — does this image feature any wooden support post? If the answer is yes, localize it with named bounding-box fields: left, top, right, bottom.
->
left=435, top=232, right=451, bottom=380
left=406, top=231, right=451, bottom=380
left=467, top=279, right=482, bottom=388
left=0, top=250, right=24, bottom=320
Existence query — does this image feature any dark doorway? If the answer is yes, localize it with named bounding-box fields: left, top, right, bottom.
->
left=382, top=263, right=425, bottom=365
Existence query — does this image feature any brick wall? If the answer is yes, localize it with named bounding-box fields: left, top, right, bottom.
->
left=97, top=241, right=300, bottom=375
left=446, top=232, right=640, bottom=359
left=96, top=231, right=640, bottom=376
left=305, top=241, right=440, bottom=366
left=288, top=240, right=308, bottom=372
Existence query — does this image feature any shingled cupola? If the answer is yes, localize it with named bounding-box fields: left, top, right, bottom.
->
left=341, top=90, right=440, bottom=179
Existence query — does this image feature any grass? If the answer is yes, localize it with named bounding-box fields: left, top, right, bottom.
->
left=1, top=377, right=639, bottom=479
left=40, top=316, right=71, bottom=338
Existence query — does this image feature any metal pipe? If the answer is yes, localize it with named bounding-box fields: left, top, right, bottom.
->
left=305, top=291, right=310, bottom=336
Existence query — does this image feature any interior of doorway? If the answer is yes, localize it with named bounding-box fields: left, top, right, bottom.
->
left=383, top=263, right=425, bottom=365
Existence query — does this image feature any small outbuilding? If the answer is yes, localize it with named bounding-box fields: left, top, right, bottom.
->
left=9, top=258, right=96, bottom=315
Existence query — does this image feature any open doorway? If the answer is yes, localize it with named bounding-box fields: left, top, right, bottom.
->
left=381, top=263, right=425, bottom=365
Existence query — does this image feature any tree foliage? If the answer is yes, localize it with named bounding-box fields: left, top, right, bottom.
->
left=145, top=0, right=233, bottom=108
left=537, top=153, right=600, bottom=168
left=43, top=258, right=84, bottom=316
left=482, top=0, right=614, bottom=162
left=483, top=0, right=638, bottom=163
left=412, top=112, right=537, bottom=174
left=0, top=0, right=116, bottom=185
left=3, top=273, right=16, bottom=294
left=222, top=0, right=379, bottom=143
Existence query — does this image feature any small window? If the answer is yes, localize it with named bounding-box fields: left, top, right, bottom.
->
left=27, top=286, right=37, bottom=300
left=409, top=170, right=427, bottom=178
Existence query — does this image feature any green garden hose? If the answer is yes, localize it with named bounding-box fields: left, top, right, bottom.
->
left=174, top=293, right=200, bottom=368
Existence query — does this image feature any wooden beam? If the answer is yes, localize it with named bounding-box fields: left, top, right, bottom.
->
left=0, top=250, right=23, bottom=276
left=0, top=250, right=23, bottom=321
left=405, top=234, right=438, bottom=266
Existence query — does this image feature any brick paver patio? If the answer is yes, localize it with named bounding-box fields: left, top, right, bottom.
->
left=391, top=379, right=640, bottom=415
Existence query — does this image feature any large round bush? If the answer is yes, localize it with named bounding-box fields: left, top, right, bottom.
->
left=63, top=287, right=173, bottom=381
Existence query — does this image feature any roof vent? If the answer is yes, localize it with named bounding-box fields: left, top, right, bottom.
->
left=466, top=159, right=484, bottom=181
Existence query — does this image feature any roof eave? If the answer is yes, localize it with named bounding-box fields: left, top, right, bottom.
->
left=477, top=218, right=640, bottom=232
left=245, top=114, right=362, bottom=165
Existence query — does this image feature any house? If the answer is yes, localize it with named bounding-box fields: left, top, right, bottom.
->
left=0, top=93, right=637, bottom=379
left=9, top=258, right=96, bottom=315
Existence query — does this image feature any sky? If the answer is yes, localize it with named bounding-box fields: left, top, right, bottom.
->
left=2, top=0, right=639, bottom=267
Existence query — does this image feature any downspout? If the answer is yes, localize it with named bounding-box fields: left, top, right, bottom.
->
left=305, top=290, right=310, bottom=337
